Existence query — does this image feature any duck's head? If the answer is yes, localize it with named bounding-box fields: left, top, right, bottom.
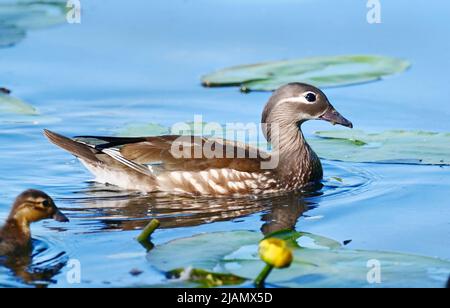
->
left=262, top=83, right=352, bottom=141
left=9, top=190, right=69, bottom=224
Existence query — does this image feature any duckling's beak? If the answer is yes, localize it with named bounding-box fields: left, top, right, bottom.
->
left=319, top=106, right=353, bottom=128
left=53, top=209, right=69, bottom=222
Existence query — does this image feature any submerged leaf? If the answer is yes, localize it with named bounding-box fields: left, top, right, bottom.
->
left=148, top=231, right=450, bottom=288
left=119, top=123, right=169, bottom=137
left=202, top=55, right=410, bottom=92
left=309, top=130, right=450, bottom=165
left=167, top=268, right=246, bottom=288
left=0, top=24, right=25, bottom=47
left=118, top=121, right=241, bottom=139
left=331, top=176, right=343, bottom=183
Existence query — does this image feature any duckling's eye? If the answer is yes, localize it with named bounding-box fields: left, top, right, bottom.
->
left=42, top=200, right=50, bottom=207
left=305, top=93, right=316, bottom=102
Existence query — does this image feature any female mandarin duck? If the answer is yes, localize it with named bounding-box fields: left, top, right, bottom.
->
left=0, top=190, right=69, bottom=255
left=44, top=83, right=352, bottom=196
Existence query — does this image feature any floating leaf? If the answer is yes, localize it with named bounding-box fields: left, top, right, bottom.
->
left=148, top=231, right=261, bottom=271
left=0, top=92, right=38, bottom=115
left=263, top=228, right=341, bottom=249
left=225, top=247, right=450, bottom=288
left=148, top=231, right=450, bottom=288
left=309, top=130, right=450, bottom=165
left=0, top=1, right=67, bottom=29
left=0, top=1, right=67, bottom=48
left=202, top=55, right=410, bottom=92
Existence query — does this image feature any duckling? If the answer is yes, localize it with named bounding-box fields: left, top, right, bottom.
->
left=44, top=83, right=352, bottom=196
left=0, top=190, right=69, bottom=255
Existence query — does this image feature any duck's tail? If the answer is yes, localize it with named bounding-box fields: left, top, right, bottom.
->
left=43, top=130, right=157, bottom=191
left=43, top=129, right=101, bottom=163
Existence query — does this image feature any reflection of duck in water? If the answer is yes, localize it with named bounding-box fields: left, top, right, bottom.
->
left=70, top=184, right=314, bottom=233
left=0, top=190, right=68, bottom=256
left=44, top=83, right=352, bottom=195
left=0, top=240, right=68, bottom=288
left=260, top=192, right=310, bottom=235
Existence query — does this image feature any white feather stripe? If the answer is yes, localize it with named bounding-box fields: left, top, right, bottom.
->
left=210, top=169, right=220, bottom=181
left=102, top=148, right=154, bottom=177
left=204, top=179, right=228, bottom=194
left=182, top=172, right=208, bottom=194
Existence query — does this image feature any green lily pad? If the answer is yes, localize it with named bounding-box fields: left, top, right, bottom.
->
left=0, top=1, right=67, bottom=48
left=0, top=92, right=57, bottom=124
left=264, top=228, right=342, bottom=250
left=0, top=92, right=38, bottom=115
left=0, top=1, right=67, bottom=29
left=201, top=55, right=410, bottom=92
left=148, top=231, right=261, bottom=271
left=309, top=130, right=450, bottom=165
left=148, top=231, right=450, bottom=288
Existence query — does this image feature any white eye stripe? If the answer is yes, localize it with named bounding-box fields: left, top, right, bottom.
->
left=26, top=197, right=45, bottom=203
left=277, top=95, right=315, bottom=105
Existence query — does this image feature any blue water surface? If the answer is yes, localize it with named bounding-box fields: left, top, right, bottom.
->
left=0, top=0, right=449, bottom=287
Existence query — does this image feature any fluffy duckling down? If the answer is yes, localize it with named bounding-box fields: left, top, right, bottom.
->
left=0, top=189, right=68, bottom=255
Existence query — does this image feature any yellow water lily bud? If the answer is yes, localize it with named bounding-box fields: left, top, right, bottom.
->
left=258, top=238, right=293, bottom=268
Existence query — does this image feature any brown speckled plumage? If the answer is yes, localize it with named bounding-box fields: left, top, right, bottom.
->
left=44, top=83, right=352, bottom=196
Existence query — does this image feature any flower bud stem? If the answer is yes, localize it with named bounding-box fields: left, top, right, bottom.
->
left=254, top=264, right=273, bottom=288
left=137, top=219, right=160, bottom=244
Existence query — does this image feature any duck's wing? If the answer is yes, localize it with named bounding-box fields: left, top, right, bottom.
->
left=44, top=130, right=269, bottom=174
left=74, top=134, right=269, bottom=173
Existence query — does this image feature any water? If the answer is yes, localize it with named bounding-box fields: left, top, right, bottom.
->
left=0, top=0, right=449, bottom=287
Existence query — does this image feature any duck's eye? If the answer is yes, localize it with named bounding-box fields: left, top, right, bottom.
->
left=305, top=93, right=316, bottom=102
left=42, top=200, right=50, bottom=207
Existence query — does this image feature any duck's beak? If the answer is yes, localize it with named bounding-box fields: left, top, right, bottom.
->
left=53, top=209, right=69, bottom=222
left=319, top=106, right=353, bottom=128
